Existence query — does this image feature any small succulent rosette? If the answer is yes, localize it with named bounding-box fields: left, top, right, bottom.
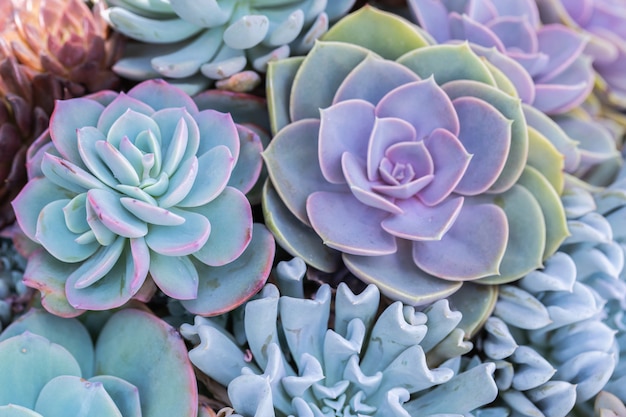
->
left=103, top=0, right=356, bottom=94
left=12, top=79, right=275, bottom=317
left=0, top=237, right=31, bottom=331
left=262, top=6, right=568, bottom=311
left=0, top=307, right=197, bottom=417
left=536, top=0, right=626, bottom=109
left=181, top=257, right=499, bottom=417
left=407, top=0, right=595, bottom=115
left=0, top=0, right=123, bottom=104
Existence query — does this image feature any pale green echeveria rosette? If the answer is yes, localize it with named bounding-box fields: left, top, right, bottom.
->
left=262, top=7, right=568, bottom=317
left=0, top=307, right=197, bottom=417
left=102, top=0, right=356, bottom=94
left=181, top=257, right=499, bottom=417
left=11, top=79, right=275, bottom=317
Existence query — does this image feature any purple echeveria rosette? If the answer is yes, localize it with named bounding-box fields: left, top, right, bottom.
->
left=407, top=0, right=595, bottom=115
left=262, top=7, right=568, bottom=308
left=537, top=0, right=626, bottom=109
left=11, top=79, right=275, bottom=317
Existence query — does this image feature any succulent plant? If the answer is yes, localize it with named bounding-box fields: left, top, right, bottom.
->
left=0, top=307, right=197, bottom=417
left=468, top=180, right=626, bottom=417
left=0, top=0, right=123, bottom=98
left=536, top=0, right=626, bottom=109
left=0, top=0, right=123, bottom=230
left=581, top=168, right=626, bottom=405
left=12, top=79, right=275, bottom=317
left=102, top=0, right=357, bottom=94
left=181, top=257, right=499, bottom=417
left=407, top=0, right=595, bottom=115
left=471, top=251, right=617, bottom=416
left=262, top=6, right=568, bottom=311
left=0, top=237, right=31, bottom=331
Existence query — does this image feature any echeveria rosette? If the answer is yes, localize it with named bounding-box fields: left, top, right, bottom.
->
left=536, top=0, right=626, bottom=109
left=181, top=257, right=498, bottom=417
left=11, top=79, right=275, bottom=317
left=0, top=307, right=197, bottom=417
left=263, top=6, right=568, bottom=308
left=407, top=0, right=595, bottom=115
left=102, top=0, right=356, bottom=94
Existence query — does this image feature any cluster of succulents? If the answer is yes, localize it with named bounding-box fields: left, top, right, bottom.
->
left=1, top=0, right=626, bottom=416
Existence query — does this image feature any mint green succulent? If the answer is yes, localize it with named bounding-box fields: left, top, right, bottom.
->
left=0, top=307, right=197, bottom=417
left=103, top=0, right=356, bottom=94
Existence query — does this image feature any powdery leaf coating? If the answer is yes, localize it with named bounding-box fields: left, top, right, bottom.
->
left=0, top=308, right=197, bottom=417
left=181, top=257, right=497, bottom=417
left=12, top=79, right=274, bottom=316
left=101, top=0, right=356, bottom=94
left=263, top=6, right=567, bottom=308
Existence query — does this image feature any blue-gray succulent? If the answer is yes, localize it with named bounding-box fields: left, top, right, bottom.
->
left=181, top=257, right=499, bottom=417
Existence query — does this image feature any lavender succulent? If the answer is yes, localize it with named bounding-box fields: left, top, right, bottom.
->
left=0, top=307, right=197, bottom=417
left=407, top=0, right=595, bottom=115
left=103, top=0, right=356, bottom=94
left=536, top=0, right=626, bottom=108
left=262, top=6, right=568, bottom=309
left=12, top=79, right=275, bottom=317
left=181, top=257, right=498, bottom=417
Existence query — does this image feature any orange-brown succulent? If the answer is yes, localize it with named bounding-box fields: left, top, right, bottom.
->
left=0, top=0, right=123, bottom=230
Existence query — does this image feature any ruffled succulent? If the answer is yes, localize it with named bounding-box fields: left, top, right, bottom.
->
left=536, top=0, right=626, bottom=108
left=102, top=0, right=356, bottom=94
left=407, top=0, right=595, bottom=115
left=0, top=237, right=31, bottom=331
left=181, top=257, right=499, bottom=417
left=12, top=79, right=275, bottom=317
left=262, top=6, right=568, bottom=308
left=0, top=307, right=197, bottom=417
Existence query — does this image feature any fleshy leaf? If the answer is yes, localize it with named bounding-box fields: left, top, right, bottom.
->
left=343, top=239, right=461, bottom=306
left=413, top=203, right=508, bottom=280
left=322, top=6, right=430, bottom=59
left=0, top=333, right=82, bottom=408
left=182, top=224, right=274, bottom=316
left=95, top=309, right=197, bottom=417
left=262, top=181, right=341, bottom=273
